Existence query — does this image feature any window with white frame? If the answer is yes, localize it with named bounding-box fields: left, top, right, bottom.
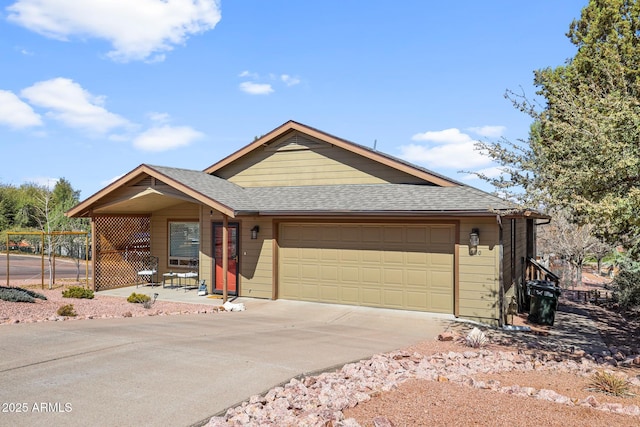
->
left=168, top=221, right=199, bottom=267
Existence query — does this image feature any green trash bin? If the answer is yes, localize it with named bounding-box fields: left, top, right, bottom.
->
left=527, top=281, right=561, bottom=326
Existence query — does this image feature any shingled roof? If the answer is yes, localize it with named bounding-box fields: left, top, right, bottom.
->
left=150, top=165, right=517, bottom=216
left=67, top=121, right=535, bottom=219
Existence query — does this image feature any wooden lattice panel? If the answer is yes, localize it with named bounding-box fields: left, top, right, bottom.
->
left=94, top=215, right=151, bottom=291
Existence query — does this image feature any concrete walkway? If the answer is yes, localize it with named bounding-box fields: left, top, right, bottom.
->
left=0, top=297, right=454, bottom=427
left=0, top=286, right=610, bottom=427
left=99, top=283, right=231, bottom=306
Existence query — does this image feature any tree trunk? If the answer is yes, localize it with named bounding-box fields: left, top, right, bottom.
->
left=576, top=263, right=583, bottom=287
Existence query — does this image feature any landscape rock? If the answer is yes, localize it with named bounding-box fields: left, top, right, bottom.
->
left=206, top=332, right=640, bottom=426
left=437, top=332, right=454, bottom=341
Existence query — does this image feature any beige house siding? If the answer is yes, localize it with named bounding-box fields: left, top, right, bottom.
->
left=238, top=217, right=273, bottom=299
left=515, top=218, right=527, bottom=285
left=199, top=206, right=213, bottom=294
left=502, top=219, right=512, bottom=294
left=215, top=133, right=427, bottom=187
left=458, top=218, right=501, bottom=324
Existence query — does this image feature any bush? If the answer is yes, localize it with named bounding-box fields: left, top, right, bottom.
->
left=465, top=327, right=489, bottom=348
left=127, top=292, right=151, bottom=304
left=62, top=286, right=94, bottom=299
left=0, top=286, right=47, bottom=303
left=57, top=304, right=77, bottom=317
left=612, top=268, right=640, bottom=309
left=588, top=371, right=633, bottom=397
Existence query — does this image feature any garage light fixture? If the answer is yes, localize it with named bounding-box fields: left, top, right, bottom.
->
left=251, top=225, right=260, bottom=240
left=469, top=228, right=480, bottom=255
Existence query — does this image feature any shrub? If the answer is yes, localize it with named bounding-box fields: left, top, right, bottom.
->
left=588, top=371, right=633, bottom=397
left=612, top=267, right=640, bottom=310
left=0, top=286, right=47, bottom=303
left=465, top=327, right=489, bottom=348
left=57, top=304, right=77, bottom=317
left=127, top=292, right=151, bottom=304
left=62, top=286, right=94, bottom=299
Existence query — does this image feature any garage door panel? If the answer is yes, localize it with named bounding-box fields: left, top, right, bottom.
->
left=320, top=265, right=338, bottom=281
left=431, top=227, right=455, bottom=244
left=301, top=264, right=319, bottom=280
left=383, top=227, right=404, bottom=243
left=321, top=248, right=339, bottom=261
left=406, top=269, right=427, bottom=287
left=301, top=283, right=319, bottom=299
left=320, top=227, right=340, bottom=242
left=280, top=263, right=300, bottom=282
left=383, top=268, right=403, bottom=285
left=362, top=288, right=381, bottom=305
left=362, top=267, right=382, bottom=284
left=340, top=287, right=359, bottom=303
left=430, top=271, right=453, bottom=289
left=406, top=252, right=427, bottom=264
left=407, top=227, right=428, bottom=244
left=383, top=289, right=404, bottom=307
left=363, top=227, right=382, bottom=242
left=302, top=227, right=321, bottom=242
left=405, top=291, right=428, bottom=310
left=383, top=251, right=404, bottom=264
left=342, top=226, right=361, bottom=242
left=362, top=250, right=382, bottom=263
left=340, top=265, right=360, bottom=282
left=430, top=292, right=453, bottom=312
left=340, top=250, right=359, bottom=263
left=320, top=285, right=339, bottom=301
left=279, top=223, right=454, bottom=313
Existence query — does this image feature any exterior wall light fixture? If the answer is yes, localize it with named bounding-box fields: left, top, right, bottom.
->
left=469, top=228, right=480, bottom=255
left=251, top=225, right=260, bottom=240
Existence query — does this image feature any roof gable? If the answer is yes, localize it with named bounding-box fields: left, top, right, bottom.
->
left=204, top=121, right=460, bottom=187
left=66, top=164, right=251, bottom=218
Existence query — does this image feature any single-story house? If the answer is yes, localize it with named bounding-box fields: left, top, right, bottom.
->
left=67, top=120, right=549, bottom=325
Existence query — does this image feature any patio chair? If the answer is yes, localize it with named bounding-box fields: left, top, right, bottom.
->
left=136, top=255, right=159, bottom=288
left=177, top=258, right=198, bottom=291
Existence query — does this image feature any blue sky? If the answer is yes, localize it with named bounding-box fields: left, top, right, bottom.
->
left=0, top=0, right=587, bottom=199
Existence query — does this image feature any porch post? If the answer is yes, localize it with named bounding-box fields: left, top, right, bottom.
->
left=91, top=218, right=97, bottom=291
left=222, top=214, right=229, bottom=303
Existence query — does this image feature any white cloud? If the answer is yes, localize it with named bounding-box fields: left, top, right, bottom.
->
left=20, top=78, right=130, bottom=134
left=133, top=125, right=203, bottom=151
left=238, top=70, right=259, bottom=79
left=401, top=127, right=493, bottom=169
left=147, top=112, right=171, bottom=123
left=6, top=0, right=222, bottom=62
left=468, top=125, right=506, bottom=138
left=411, top=128, right=472, bottom=144
left=239, top=81, right=274, bottom=95
left=0, top=89, right=43, bottom=128
left=281, top=74, right=300, bottom=86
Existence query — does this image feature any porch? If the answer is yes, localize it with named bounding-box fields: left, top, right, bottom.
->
left=98, top=283, right=233, bottom=307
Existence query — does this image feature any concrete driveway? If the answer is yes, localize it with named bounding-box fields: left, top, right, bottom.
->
left=0, top=299, right=454, bottom=427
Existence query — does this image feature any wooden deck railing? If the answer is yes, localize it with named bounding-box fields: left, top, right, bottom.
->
left=525, top=257, right=560, bottom=286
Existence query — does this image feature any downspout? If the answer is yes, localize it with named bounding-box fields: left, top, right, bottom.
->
left=497, top=214, right=504, bottom=327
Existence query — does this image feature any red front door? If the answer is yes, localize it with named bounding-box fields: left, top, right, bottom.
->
left=213, top=222, right=238, bottom=295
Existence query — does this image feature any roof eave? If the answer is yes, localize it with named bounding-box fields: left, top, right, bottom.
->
left=253, top=209, right=515, bottom=217
left=66, top=164, right=237, bottom=218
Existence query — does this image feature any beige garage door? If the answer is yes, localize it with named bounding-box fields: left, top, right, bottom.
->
left=279, top=223, right=455, bottom=313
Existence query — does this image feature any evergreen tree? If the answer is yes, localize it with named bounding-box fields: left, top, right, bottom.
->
left=477, top=0, right=640, bottom=242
